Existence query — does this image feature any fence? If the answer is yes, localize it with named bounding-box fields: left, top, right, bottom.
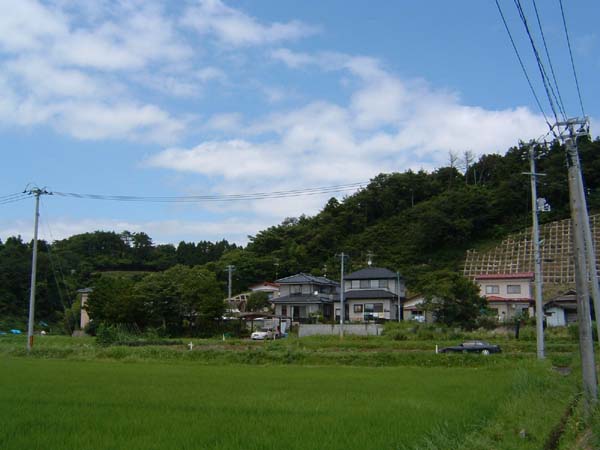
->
left=298, top=323, right=384, bottom=337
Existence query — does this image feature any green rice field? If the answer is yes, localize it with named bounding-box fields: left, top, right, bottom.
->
left=0, top=357, right=574, bottom=450
left=0, top=334, right=586, bottom=449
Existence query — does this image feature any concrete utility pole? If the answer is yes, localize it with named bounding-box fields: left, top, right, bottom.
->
left=336, top=253, right=348, bottom=338
left=557, top=117, right=598, bottom=414
left=576, top=162, right=600, bottom=347
left=26, top=187, right=50, bottom=352
left=396, top=271, right=403, bottom=323
left=523, top=144, right=546, bottom=359
left=225, top=265, right=235, bottom=300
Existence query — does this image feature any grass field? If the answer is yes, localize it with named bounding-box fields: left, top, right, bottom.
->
left=0, top=334, right=585, bottom=449
left=0, top=358, right=571, bottom=450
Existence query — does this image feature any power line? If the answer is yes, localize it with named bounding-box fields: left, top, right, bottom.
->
left=0, top=192, right=26, bottom=200
left=0, top=193, right=30, bottom=205
left=52, top=182, right=366, bottom=203
left=558, top=0, right=586, bottom=117
left=494, top=0, right=551, bottom=128
left=531, top=0, right=567, bottom=119
left=513, top=0, right=560, bottom=123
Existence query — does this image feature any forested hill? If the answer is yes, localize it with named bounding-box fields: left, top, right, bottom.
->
left=1, top=137, right=599, bottom=328
left=243, top=137, right=600, bottom=284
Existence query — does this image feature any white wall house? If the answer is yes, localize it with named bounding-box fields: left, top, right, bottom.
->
left=474, top=273, right=535, bottom=322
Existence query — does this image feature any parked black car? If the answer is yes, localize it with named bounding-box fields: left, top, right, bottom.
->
left=439, top=340, right=501, bottom=355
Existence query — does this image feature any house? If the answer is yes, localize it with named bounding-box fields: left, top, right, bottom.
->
left=270, top=273, right=339, bottom=322
left=403, top=294, right=435, bottom=323
left=225, top=282, right=281, bottom=314
left=335, top=267, right=405, bottom=322
left=544, top=289, right=577, bottom=327
left=474, top=272, right=535, bottom=322
left=248, top=281, right=280, bottom=299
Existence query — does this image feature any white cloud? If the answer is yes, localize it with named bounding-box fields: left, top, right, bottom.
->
left=0, top=216, right=269, bottom=245
left=182, top=0, right=317, bottom=46
left=148, top=51, right=547, bottom=222
left=202, top=113, right=243, bottom=132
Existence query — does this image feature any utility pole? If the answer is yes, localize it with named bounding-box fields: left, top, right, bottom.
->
left=396, top=271, right=403, bottom=323
left=556, top=117, right=598, bottom=414
left=26, top=187, right=50, bottom=352
left=576, top=161, right=600, bottom=347
left=225, top=265, right=235, bottom=300
left=336, top=253, right=348, bottom=338
left=523, top=143, right=546, bottom=359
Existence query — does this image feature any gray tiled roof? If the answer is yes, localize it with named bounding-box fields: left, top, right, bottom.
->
left=343, top=289, right=396, bottom=299
left=271, top=293, right=336, bottom=304
left=276, top=272, right=339, bottom=286
left=345, top=267, right=398, bottom=280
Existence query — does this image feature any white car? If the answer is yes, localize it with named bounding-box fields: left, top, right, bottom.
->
left=251, top=328, right=275, bottom=340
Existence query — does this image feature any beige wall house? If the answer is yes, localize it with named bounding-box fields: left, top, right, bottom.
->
left=474, top=273, right=534, bottom=322
left=334, top=267, right=405, bottom=322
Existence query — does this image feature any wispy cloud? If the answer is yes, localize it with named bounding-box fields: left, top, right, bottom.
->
left=182, top=0, right=318, bottom=47
left=148, top=50, right=547, bottom=220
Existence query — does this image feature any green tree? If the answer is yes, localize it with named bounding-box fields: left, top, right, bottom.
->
left=246, top=291, right=271, bottom=312
left=419, top=270, right=487, bottom=329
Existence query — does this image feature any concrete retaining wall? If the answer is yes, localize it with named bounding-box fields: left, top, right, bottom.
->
left=298, top=323, right=384, bottom=337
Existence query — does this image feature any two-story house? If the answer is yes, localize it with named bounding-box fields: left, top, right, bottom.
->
left=474, top=272, right=535, bottom=321
left=270, top=273, right=339, bottom=322
left=334, top=267, right=405, bottom=322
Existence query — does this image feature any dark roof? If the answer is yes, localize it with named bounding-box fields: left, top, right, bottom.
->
left=271, top=293, right=336, bottom=304
left=345, top=267, right=398, bottom=280
left=544, top=301, right=577, bottom=311
left=548, top=289, right=576, bottom=302
left=343, top=289, right=396, bottom=299
left=276, top=273, right=339, bottom=286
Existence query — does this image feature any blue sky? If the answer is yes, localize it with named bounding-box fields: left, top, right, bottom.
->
left=1, top=0, right=599, bottom=245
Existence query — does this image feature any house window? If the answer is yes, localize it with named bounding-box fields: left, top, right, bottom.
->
left=351, top=280, right=360, bottom=289
left=507, top=285, right=521, bottom=294
left=360, top=280, right=370, bottom=289
left=378, top=279, right=388, bottom=289
left=353, top=304, right=363, bottom=313
left=364, top=303, right=383, bottom=313
left=485, top=285, right=500, bottom=294
left=291, top=284, right=302, bottom=294
left=282, top=306, right=287, bottom=316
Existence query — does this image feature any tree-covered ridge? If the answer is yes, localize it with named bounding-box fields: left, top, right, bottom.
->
left=1, top=137, right=599, bottom=330
left=245, top=138, right=600, bottom=283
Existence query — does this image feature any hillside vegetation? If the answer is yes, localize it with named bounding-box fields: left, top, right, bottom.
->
left=1, top=137, right=599, bottom=330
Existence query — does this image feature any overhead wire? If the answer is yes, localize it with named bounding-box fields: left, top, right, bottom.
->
left=40, top=198, right=74, bottom=312
left=530, top=0, right=567, bottom=119
left=558, top=0, right=586, bottom=117
left=0, top=192, right=26, bottom=200
left=0, top=193, right=30, bottom=205
left=52, top=181, right=367, bottom=203
left=513, top=0, right=560, bottom=124
left=494, top=0, right=552, bottom=130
